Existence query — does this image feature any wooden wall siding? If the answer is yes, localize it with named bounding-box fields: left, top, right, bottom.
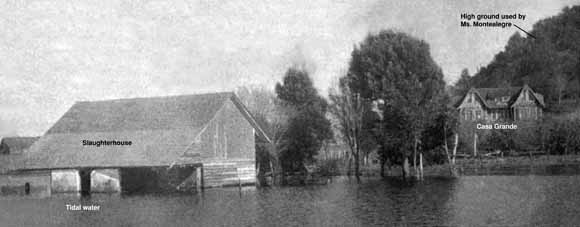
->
left=0, top=171, right=50, bottom=196
left=194, top=99, right=257, bottom=188
left=512, top=89, right=543, bottom=121
left=203, top=161, right=256, bottom=188
left=198, top=100, right=255, bottom=162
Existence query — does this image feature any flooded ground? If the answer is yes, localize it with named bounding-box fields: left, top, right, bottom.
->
left=1, top=165, right=580, bottom=226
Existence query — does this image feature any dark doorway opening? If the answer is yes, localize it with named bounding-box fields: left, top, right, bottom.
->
left=24, top=182, right=30, bottom=195
left=79, top=169, right=92, bottom=195
left=120, top=166, right=197, bottom=194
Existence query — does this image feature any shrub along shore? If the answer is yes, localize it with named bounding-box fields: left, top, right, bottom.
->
left=318, top=154, right=580, bottom=178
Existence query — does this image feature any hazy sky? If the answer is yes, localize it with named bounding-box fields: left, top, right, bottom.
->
left=1, top=0, right=579, bottom=136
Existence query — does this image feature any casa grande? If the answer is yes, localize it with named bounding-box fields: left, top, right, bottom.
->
left=476, top=123, right=517, bottom=130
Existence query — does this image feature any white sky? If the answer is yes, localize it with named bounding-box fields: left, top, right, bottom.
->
left=1, top=0, right=579, bottom=136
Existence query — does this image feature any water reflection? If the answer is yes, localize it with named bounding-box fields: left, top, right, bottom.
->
left=1, top=168, right=580, bottom=226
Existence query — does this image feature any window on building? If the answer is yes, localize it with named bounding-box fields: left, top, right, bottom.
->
left=528, top=108, right=532, bottom=119
left=475, top=110, right=482, bottom=120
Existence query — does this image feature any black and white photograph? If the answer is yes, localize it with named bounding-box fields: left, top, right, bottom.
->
left=1, top=0, right=580, bottom=226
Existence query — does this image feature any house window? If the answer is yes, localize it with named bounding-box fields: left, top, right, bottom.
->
left=475, top=110, right=482, bottom=120
left=466, top=111, right=472, bottom=121
left=527, top=108, right=532, bottom=119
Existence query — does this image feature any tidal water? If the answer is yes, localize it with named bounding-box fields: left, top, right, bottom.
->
left=2, top=167, right=580, bottom=226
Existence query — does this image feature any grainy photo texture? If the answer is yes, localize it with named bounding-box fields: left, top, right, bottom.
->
left=1, top=0, right=580, bottom=226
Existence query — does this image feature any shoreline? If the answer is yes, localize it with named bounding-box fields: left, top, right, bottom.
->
left=325, top=154, right=580, bottom=178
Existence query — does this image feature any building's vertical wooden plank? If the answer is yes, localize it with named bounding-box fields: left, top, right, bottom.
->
left=49, top=170, right=52, bottom=195
left=224, top=128, right=228, bottom=159
left=196, top=166, right=203, bottom=190
left=214, top=122, right=218, bottom=157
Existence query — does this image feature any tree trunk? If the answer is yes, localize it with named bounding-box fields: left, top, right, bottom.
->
left=473, top=133, right=478, bottom=157
left=419, top=152, right=424, bottom=179
left=380, top=158, right=385, bottom=178
left=443, top=130, right=459, bottom=178
left=346, top=154, right=352, bottom=176
left=452, top=134, right=458, bottom=165
left=413, top=137, right=418, bottom=178
left=403, top=157, right=410, bottom=180
left=354, top=151, right=360, bottom=182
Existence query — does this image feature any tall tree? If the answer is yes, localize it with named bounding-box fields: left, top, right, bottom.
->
left=345, top=30, right=447, bottom=179
left=328, top=77, right=369, bottom=181
left=453, top=68, right=471, bottom=97
left=275, top=67, right=332, bottom=173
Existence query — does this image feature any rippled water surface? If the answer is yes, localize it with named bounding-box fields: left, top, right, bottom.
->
left=2, top=169, right=580, bottom=226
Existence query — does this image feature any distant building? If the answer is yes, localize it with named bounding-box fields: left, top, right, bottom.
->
left=0, top=137, right=39, bottom=155
left=456, top=85, right=545, bottom=122
left=0, top=136, right=39, bottom=174
left=10, top=92, right=270, bottom=194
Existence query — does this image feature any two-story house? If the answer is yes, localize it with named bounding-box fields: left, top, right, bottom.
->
left=456, top=85, right=545, bottom=122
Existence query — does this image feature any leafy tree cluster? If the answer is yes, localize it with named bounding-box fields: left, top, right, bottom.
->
left=341, top=30, right=453, bottom=177
left=237, top=70, right=332, bottom=178
left=275, top=67, right=333, bottom=173
left=543, top=112, right=580, bottom=155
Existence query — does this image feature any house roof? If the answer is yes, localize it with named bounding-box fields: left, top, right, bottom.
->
left=18, top=92, right=270, bottom=170
left=456, top=85, right=545, bottom=109
left=19, top=129, right=202, bottom=170
left=473, top=87, right=521, bottom=108
left=0, top=136, right=39, bottom=154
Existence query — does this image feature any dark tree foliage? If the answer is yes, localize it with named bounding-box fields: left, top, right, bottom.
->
left=543, top=113, right=580, bottom=155
left=452, top=68, right=472, bottom=97
left=275, top=67, right=332, bottom=173
left=421, top=96, right=459, bottom=165
left=470, top=6, right=580, bottom=107
left=345, top=30, right=447, bottom=177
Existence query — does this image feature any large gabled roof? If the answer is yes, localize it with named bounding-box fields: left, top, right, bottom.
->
left=46, top=92, right=234, bottom=134
left=18, top=92, right=270, bottom=170
left=456, top=85, right=545, bottom=109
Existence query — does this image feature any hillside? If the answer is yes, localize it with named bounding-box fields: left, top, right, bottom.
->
left=465, top=5, right=580, bottom=110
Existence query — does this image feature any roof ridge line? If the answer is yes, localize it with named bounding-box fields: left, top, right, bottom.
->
left=43, top=128, right=202, bottom=136
left=75, top=91, right=235, bottom=103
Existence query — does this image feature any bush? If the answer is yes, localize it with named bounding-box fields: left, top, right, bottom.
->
left=316, top=159, right=342, bottom=176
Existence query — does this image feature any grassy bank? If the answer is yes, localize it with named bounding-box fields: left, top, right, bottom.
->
left=318, top=154, right=580, bottom=177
